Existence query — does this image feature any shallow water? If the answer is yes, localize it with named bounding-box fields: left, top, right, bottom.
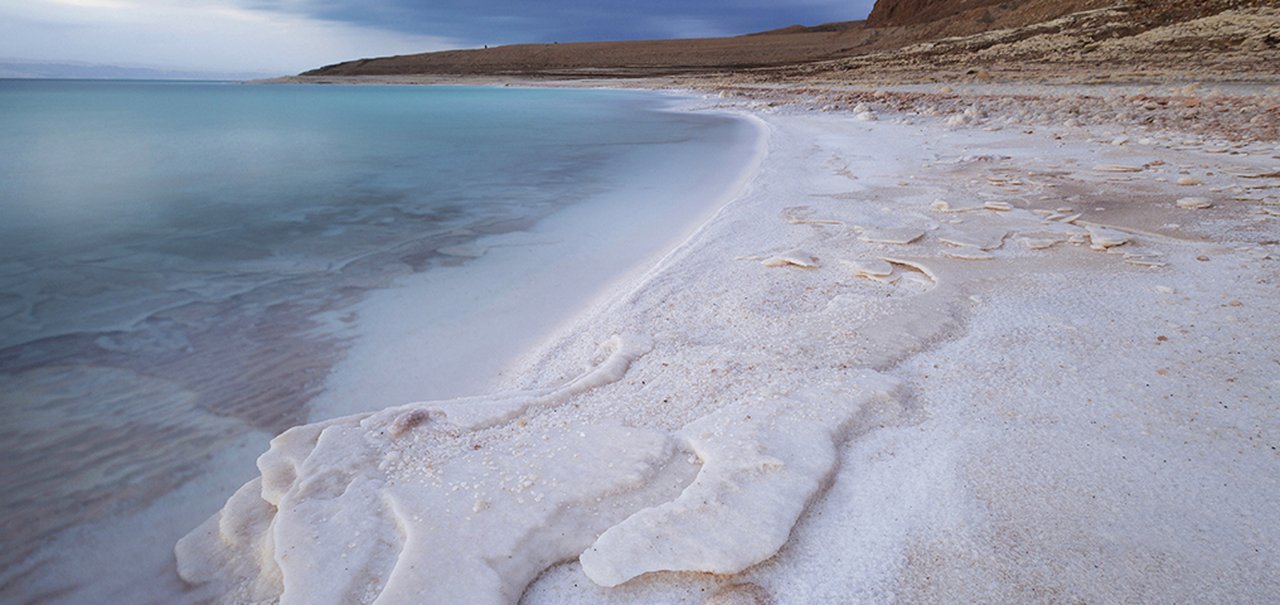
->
left=0, top=80, right=755, bottom=603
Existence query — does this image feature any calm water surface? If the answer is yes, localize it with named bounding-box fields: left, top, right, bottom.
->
left=0, top=80, right=753, bottom=602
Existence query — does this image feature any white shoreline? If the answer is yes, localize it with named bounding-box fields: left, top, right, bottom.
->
left=307, top=97, right=768, bottom=420
left=179, top=90, right=1280, bottom=605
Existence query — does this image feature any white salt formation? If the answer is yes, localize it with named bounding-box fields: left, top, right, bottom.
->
left=180, top=97, right=1280, bottom=605
left=842, top=257, right=895, bottom=279
left=581, top=376, right=900, bottom=586
left=179, top=336, right=681, bottom=604
left=177, top=344, right=900, bottom=604
left=761, top=249, right=819, bottom=268
left=1085, top=225, right=1131, bottom=249
left=942, top=249, right=994, bottom=260
left=1176, top=196, right=1213, bottom=209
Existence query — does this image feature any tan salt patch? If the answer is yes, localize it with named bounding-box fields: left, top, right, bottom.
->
left=943, top=249, right=994, bottom=261
left=1093, top=164, right=1144, bottom=173
left=1085, top=225, right=1131, bottom=250
left=880, top=257, right=939, bottom=285
left=761, top=249, right=819, bottom=268
left=840, top=258, right=894, bottom=278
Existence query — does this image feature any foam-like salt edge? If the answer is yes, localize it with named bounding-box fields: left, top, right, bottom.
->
left=176, top=332, right=900, bottom=604
left=580, top=376, right=902, bottom=587
left=176, top=102, right=795, bottom=604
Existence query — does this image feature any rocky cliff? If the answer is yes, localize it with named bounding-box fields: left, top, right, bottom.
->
left=867, top=0, right=1012, bottom=27
left=298, top=0, right=1280, bottom=83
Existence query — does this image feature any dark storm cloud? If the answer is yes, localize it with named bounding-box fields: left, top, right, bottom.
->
left=245, top=0, right=877, bottom=46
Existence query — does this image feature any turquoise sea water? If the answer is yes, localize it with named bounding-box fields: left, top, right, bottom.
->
left=0, top=80, right=755, bottom=602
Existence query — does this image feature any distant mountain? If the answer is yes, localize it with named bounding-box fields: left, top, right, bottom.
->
left=295, top=0, right=1279, bottom=83
left=0, top=60, right=274, bottom=81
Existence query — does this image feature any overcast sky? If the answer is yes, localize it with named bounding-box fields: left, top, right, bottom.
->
left=0, top=0, right=876, bottom=76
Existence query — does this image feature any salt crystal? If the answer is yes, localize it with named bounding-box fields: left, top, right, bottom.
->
left=761, top=249, right=819, bottom=268
left=840, top=258, right=894, bottom=277
left=1176, top=197, right=1212, bottom=209
left=1086, top=225, right=1130, bottom=250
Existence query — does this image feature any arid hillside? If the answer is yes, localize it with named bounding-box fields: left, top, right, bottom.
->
left=300, top=0, right=1280, bottom=83
left=778, top=0, right=1280, bottom=83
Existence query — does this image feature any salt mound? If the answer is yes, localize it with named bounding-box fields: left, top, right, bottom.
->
left=841, top=257, right=895, bottom=278
left=761, top=249, right=819, bottom=268
left=178, top=338, right=901, bottom=605
left=1176, top=196, right=1212, bottom=209
left=178, top=336, right=672, bottom=605
left=1085, top=225, right=1131, bottom=250
left=581, top=375, right=901, bottom=587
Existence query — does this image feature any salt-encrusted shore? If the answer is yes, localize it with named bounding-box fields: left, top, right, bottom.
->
left=179, top=86, right=1280, bottom=604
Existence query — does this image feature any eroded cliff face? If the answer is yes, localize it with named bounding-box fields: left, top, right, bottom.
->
left=866, top=0, right=1009, bottom=27
left=865, top=0, right=1114, bottom=29
left=866, top=0, right=1276, bottom=31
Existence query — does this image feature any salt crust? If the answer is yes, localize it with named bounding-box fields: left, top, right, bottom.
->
left=180, top=101, right=1280, bottom=605
left=581, top=376, right=900, bottom=586
left=177, top=336, right=899, bottom=604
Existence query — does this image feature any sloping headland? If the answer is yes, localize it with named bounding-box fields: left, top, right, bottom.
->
left=184, top=1, right=1280, bottom=604
left=293, top=0, right=1279, bottom=84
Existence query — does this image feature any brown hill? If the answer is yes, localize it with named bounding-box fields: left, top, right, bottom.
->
left=303, top=24, right=870, bottom=78
left=868, top=0, right=1017, bottom=27
left=781, top=0, right=1280, bottom=83
left=300, top=0, right=1280, bottom=83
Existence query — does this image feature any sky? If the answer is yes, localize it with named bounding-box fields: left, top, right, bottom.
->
left=0, top=0, right=876, bottom=77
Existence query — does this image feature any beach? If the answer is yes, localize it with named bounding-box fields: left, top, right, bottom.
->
left=179, top=84, right=1280, bottom=604
left=0, top=83, right=759, bottom=603
left=4, top=0, right=1277, bottom=603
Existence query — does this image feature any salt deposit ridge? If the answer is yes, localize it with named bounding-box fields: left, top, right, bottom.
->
left=181, top=92, right=1280, bottom=604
